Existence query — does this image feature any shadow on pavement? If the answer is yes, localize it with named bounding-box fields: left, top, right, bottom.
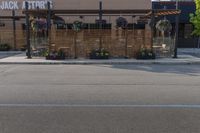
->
left=100, top=64, right=200, bottom=76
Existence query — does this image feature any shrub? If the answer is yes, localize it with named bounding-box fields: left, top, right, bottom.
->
left=29, top=48, right=49, bottom=57
left=46, top=49, right=66, bottom=60
left=136, top=48, right=156, bottom=60
left=0, top=43, right=11, bottom=51
left=89, top=48, right=109, bottom=59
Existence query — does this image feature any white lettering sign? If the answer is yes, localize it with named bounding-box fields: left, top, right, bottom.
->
left=0, top=0, right=53, bottom=10
left=0, top=1, right=19, bottom=10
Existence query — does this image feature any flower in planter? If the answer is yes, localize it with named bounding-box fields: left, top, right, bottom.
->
left=105, top=52, right=109, bottom=56
left=136, top=47, right=155, bottom=60
left=0, top=43, right=11, bottom=51
left=46, top=49, right=66, bottom=60
left=89, top=48, right=110, bottom=59
left=148, top=52, right=153, bottom=57
left=96, top=52, right=100, bottom=56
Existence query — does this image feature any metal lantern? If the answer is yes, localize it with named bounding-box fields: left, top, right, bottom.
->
left=155, top=19, right=172, bottom=32
left=73, top=21, right=82, bottom=31
left=116, top=17, right=128, bottom=29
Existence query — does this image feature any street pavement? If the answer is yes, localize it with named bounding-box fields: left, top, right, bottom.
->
left=0, top=64, right=200, bottom=133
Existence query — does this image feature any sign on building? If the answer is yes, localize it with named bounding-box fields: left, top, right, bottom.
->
left=0, top=0, right=53, bottom=10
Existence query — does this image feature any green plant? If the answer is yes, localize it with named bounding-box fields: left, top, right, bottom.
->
left=45, top=49, right=66, bottom=60
left=40, top=49, right=49, bottom=57
left=136, top=47, right=155, bottom=60
left=89, top=48, right=109, bottom=59
left=190, top=0, right=200, bottom=48
left=57, top=49, right=66, bottom=59
left=0, top=43, right=11, bottom=51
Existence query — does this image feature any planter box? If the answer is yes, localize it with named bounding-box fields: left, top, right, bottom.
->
left=136, top=50, right=156, bottom=60
left=89, top=50, right=109, bottom=59
left=46, top=55, right=65, bottom=60
left=90, top=55, right=109, bottom=59
left=136, top=55, right=156, bottom=60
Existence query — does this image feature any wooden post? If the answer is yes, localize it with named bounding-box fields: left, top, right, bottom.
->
left=47, top=2, right=51, bottom=53
left=125, top=28, right=128, bottom=58
left=151, top=9, right=155, bottom=50
left=74, top=31, right=77, bottom=59
left=99, top=1, right=103, bottom=50
left=12, top=10, right=17, bottom=50
left=25, top=2, right=31, bottom=59
left=99, top=1, right=102, bottom=29
left=132, top=16, right=135, bottom=57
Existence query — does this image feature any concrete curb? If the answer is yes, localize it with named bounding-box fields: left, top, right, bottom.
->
left=1, top=60, right=200, bottom=65
left=0, top=53, right=200, bottom=65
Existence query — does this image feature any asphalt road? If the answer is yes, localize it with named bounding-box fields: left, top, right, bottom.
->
left=0, top=64, right=200, bottom=133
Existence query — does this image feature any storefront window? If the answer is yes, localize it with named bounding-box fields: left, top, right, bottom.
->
left=184, top=24, right=193, bottom=38
left=178, top=23, right=185, bottom=38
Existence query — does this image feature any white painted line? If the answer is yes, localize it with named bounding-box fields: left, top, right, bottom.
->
left=0, top=104, right=200, bottom=108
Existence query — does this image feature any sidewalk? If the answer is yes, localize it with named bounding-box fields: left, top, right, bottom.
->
left=178, top=48, right=200, bottom=57
left=0, top=51, right=23, bottom=59
left=0, top=52, right=200, bottom=65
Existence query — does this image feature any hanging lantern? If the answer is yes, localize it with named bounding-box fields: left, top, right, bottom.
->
left=116, top=17, right=128, bottom=29
left=73, top=21, right=82, bottom=31
left=155, top=19, right=172, bottom=32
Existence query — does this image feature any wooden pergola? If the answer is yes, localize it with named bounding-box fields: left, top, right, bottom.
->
left=21, top=5, right=181, bottom=58
left=22, top=9, right=181, bottom=19
left=0, top=1, right=181, bottom=58
left=0, top=9, right=181, bottom=20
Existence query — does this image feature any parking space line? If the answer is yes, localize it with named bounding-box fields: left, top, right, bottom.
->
left=0, top=104, right=200, bottom=108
